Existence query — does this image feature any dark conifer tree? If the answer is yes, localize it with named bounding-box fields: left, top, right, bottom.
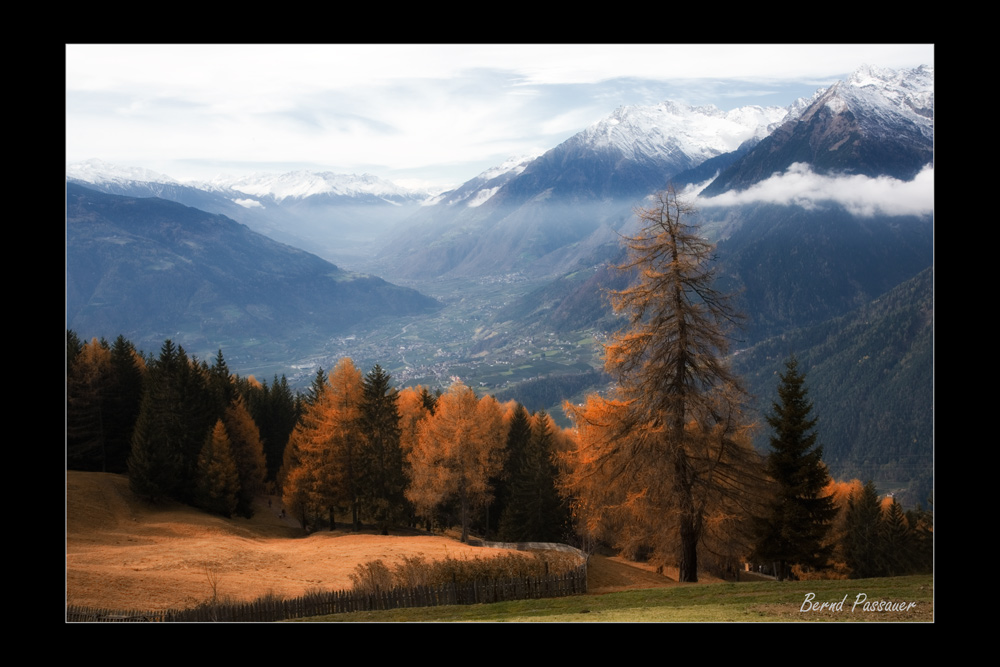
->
left=358, top=364, right=407, bottom=534
left=752, top=357, right=837, bottom=580
left=905, top=502, right=934, bottom=574
left=307, top=367, right=327, bottom=405
left=67, top=337, right=111, bottom=471
left=174, top=347, right=217, bottom=503
left=879, top=497, right=912, bottom=576
left=66, top=329, right=82, bottom=370
left=103, top=335, right=145, bottom=473
left=498, top=411, right=570, bottom=543
left=418, top=387, right=438, bottom=414
left=843, top=480, right=884, bottom=579
left=247, top=374, right=300, bottom=482
left=129, top=340, right=186, bottom=501
left=490, top=403, right=531, bottom=538
left=208, top=349, right=235, bottom=415
left=128, top=340, right=215, bottom=504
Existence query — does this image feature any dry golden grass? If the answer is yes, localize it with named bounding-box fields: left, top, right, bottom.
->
left=67, top=472, right=528, bottom=611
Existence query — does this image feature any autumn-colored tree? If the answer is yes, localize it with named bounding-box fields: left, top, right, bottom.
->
left=223, top=395, right=267, bottom=517
left=195, top=419, right=240, bottom=517
left=280, top=359, right=365, bottom=531
left=327, top=359, right=365, bottom=530
left=397, top=386, right=433, bottom=528
left=565, top=187, right=760, bottom=581
left=397, top=386, right=432, bottom=460
left=407, top=382, right=505, bottom=542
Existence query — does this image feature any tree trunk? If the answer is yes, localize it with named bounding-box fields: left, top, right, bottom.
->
left=678, top=512, right=699, bottom=582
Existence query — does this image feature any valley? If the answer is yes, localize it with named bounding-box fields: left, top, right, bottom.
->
left=278, top=273, right=610, bottom=424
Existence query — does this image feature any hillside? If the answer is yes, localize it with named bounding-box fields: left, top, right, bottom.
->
left=66, top=183, right=440, bottom=365
left=66, top=472, right=675, bottom=612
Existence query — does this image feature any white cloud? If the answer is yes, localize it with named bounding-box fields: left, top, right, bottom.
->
left=696, top=163, right=934, bottom=217
left=66, top=44, right=934, bottom=187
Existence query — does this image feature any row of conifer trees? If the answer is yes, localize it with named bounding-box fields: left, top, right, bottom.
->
left=67, top=329, right=929, bottom=577
left=66, top=331, right=573, bottom=541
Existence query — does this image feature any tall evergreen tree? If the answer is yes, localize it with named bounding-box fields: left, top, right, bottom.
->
left=66, top=329, right=83, bottom=370
left=103, top=335, right=145, bottom=473
left=248, top=374, right=300, bottom=483
left=128, top=340, right=186, bottom=501
left=127, top=340, right=214, bottom=504
left=879, top=497, right=912, bottom=576
left=498, top=411, right=570, bottom=543
left=358, top=364, right=407, bottom=534
left=843, top=480, right=884, bottom=579
left=67, top=338, right=111, bottom=471
left=752, top=357, right=837, bottom=580
left=489, top=403, right=532, bottom=537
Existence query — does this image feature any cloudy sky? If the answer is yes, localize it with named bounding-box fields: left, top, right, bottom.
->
left=66, top=44, right=933, bottom=192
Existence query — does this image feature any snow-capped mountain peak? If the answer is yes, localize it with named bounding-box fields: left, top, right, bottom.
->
left=200, top=171, right=427, bottom=203
left=67, top=159, right=178, bottom=186
left=576, top=100, right=789, bottom=164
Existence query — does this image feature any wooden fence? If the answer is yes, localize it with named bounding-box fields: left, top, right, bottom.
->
left=66, top=564, right=587, bottom=622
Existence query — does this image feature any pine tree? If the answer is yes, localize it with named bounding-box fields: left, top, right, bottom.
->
left=358, top=364, right=407, bottom=534
left=752, top=356, right=837, bottom=580
left=104, top=335, right=145, bottom=473
left=489, top=402, right=532, bottom=538
left=67, top=338, right=111, bottom=470
left=128, top=340, right=186, bottom=502
left=844, top=480, right=884, bottom=579
left=498, top=411, right=569, bottom=543
left=195, top=419, right=240, bottom=517
left=879, top=497, right=912, bottom=576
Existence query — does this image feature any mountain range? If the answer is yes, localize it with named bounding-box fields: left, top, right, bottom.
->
left=66, top=63, right=933, bottom=503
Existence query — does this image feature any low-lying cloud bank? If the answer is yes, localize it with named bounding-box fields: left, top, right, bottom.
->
left=693, top=163, right=933, bottom=217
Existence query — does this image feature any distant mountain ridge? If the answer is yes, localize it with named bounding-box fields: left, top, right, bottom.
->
left=66, top=160, right=433, bottom=265
left=66, top=182, right=439, bottom=364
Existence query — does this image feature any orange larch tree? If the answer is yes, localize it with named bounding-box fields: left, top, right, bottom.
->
left=407, top=382, right=505, bottom=542
left=565, top=186, right=761, bottom=581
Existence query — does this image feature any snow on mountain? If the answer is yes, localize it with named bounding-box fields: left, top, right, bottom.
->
left=838, top=64, right=933, bottom=137
left=475, top=154, right=539, bottom=182
left=432, top=153, right=542, bottom=208
left=67, top=159, right=178, bottom=186
left=199, top=171, right=430, bottom=204
left=574, top=100, right=790, bottom=164
left=699, top=64, right=933, bottom=197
